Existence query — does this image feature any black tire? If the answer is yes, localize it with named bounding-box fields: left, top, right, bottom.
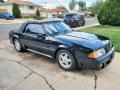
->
left=56, top=49, right=77, bottom=71
left=4, top=16, right=7, bottom=20
left=13, top=38, right=24, bottom=52
left=82, top=21, right=85, bottom=26
left=78, top=22, right=82, bottom=27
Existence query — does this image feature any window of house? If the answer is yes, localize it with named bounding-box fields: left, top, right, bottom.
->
left=29, top=6, right=34, bottom=10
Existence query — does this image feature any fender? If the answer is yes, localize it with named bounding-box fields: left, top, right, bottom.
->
left=11, top=35, right=19, bottom=44
left=58, top=45, right=69, bottom=49
left=13, top=35, right=19, bottom=39
left=53, top=45, right=71, bottom=58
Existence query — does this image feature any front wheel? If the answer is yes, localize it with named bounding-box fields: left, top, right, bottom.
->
left=4, top=16, right=7, bottom=20
left=56, top=50, right=77, bottom=71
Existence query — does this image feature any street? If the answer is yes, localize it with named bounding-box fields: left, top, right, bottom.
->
left=0, top=24, right=21, bottom=41
left=0, top=18, right=120, bottom=90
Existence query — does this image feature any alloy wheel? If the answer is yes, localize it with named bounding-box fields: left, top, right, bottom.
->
left=58, top=53, right=72, bottom=69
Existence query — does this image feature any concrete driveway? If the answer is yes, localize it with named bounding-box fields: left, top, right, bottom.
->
left=0, top=40, right=120, bottom=90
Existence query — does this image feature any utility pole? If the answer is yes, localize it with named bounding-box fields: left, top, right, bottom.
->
left=44, top=0, right=48, bottom=18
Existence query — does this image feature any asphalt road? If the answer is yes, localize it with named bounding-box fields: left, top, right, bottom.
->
left=0, top=18, right=98, bottom=41
left=0, top=24, right=21, bottom=41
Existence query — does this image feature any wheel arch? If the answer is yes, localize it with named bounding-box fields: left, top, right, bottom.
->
left=54, top=45, right=71, bottom=59
left=12, top=35, right=19, bottom=43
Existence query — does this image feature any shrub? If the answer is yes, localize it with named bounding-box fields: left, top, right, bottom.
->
left=36, top=9, right=40, bottom=17
left=22, top=16, right=32, bottom=18
left=33, top=16, right=46, bottom=20
left=12, top=4, right=21, bottom=18
left=97, top=0, right=120, bottom=26
left=0, top=0, right=4, bottom=3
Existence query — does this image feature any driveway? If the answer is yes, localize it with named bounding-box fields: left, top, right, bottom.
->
left=0, top=40, right=120, bottom=90
left=74, top=18, right=99, bottom=30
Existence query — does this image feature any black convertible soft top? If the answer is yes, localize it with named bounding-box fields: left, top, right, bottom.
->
left=18, top=19, right=63, bottom=32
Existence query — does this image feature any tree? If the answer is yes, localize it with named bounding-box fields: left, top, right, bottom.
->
left=36, top=8, right=40, bottom=16
left=78, top=1, right=86, bottom=11
left=87, top=0, right=104, bottom=14
left=0, top=0, right=4, bottom=3
left=97, top=0, right=120, bottom=26
left=57, top=5, right=67, bottom=10
left=69, top=0, right=76, bottom=10
left=12, top=4, right=21, bottom=18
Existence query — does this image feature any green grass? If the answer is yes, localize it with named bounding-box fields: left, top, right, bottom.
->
left=80, top=25, right=120, bottom=52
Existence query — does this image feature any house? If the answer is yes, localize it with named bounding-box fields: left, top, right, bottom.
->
left=0, top=8, right=7, bottom=13
left=40, top=8, right=52, bottom=18
left=0, top=0, right=42, bottom=16
left=40, top=8, right=68, bottom=18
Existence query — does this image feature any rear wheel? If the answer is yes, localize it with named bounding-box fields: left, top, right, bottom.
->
left=14, top=38, right=24, bottom=52
left=78, top=22, right=82, bottom=27
left=56, top=50, right=77, bottom=71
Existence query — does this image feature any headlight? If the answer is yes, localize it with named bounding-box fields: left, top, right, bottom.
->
left=88, top=48, right=106, bottom=59
left=103, top=40, right=109, bottom=44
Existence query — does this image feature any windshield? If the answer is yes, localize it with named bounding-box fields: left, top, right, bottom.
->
left=43, top=21, right=72, bottom=35
left=65, top=15, right=73, bottom=19
left=65, top=14, right=84, bottom=20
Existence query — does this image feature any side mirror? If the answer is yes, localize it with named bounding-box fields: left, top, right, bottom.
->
left=37, top=34, right=46, bottom=39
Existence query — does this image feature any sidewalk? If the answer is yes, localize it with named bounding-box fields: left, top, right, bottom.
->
left=73, top=24, right=99, bottom=31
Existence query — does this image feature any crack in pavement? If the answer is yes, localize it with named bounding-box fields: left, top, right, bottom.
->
left=92, top=70, right=97, bottom=90
left=6, top=59, right=55, bottom=90
left=11, top=71, right=34, bottom=89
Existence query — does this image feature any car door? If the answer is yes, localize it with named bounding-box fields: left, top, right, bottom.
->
left=21, top=23, right=49, bottom=54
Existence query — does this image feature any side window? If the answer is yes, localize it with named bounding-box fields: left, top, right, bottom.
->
left=25, top=24, right=45, bottom=34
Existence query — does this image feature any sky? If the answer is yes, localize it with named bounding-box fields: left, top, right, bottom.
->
left=5, top=0, right=97, bottom=9
left=28, top=0, right=97, bottom=9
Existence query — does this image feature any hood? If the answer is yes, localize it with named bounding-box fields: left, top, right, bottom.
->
left=55, top=31, right=108, bottom=50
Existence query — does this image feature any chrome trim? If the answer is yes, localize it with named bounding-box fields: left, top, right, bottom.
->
left=27, top=48, right=53, bottom=58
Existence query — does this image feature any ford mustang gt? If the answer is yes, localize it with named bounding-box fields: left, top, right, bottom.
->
left=9, top=20, right=115, bottom=71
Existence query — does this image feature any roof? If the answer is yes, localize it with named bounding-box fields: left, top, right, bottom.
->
left=40, top=8, right=68, bottom=13
left=40, top=8, right=52, bottom=13
left=19, top=19, right=63, bottom=32
left=51, top=8, right=68, bottom=12
left=0, top=0, right=42, bottom=7
left=66, top=13, right=77, bottom=15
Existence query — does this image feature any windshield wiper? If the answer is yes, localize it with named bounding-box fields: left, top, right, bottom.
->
left=51, top=31, right=59, bottom=35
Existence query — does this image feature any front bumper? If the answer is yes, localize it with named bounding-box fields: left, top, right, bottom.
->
left=95, top=47, right=115, bottom=69
left=76, top=47, right=115, bottom=69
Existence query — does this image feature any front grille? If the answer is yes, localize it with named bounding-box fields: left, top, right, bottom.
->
left=105, top=43, right=112, bottom=52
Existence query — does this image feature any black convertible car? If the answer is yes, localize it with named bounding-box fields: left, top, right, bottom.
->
left=9, top=20, right=115, bottom=71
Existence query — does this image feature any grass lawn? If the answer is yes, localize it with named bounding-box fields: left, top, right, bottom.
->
left=80, top=25, right=120, bottom=52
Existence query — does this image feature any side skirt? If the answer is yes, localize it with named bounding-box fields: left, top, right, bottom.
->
left=27, top=48, right=53, bottom=59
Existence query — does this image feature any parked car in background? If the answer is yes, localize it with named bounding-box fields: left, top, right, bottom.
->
left=57, top=14, right=65, bottom=19
left=9, top=20, right=115, bottom=71
left=0, top=13, right=14, bottom=20
left=64, top=13, right=85, bottom=27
